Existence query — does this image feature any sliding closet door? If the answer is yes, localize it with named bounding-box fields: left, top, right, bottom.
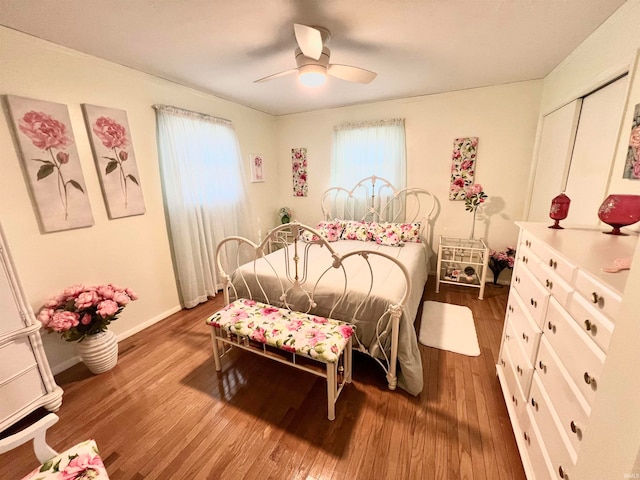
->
left=527, top=100, right=582, bottom=222
left=564, top=75, right=628, bottom=225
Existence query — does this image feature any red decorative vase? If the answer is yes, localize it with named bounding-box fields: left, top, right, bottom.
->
left=549, top=193, right=571, bottom=229
left=597, top=194, right=640, bottom=235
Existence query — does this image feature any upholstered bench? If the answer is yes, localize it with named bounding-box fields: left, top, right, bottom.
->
left=206, top=298, right=355, bottom=420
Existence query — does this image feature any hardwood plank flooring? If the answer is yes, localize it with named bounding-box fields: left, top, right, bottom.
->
left=1, top=278, right=525, bottom=480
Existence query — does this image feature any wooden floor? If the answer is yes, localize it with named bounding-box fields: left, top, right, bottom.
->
left=1, top=278, right=525, bottom=480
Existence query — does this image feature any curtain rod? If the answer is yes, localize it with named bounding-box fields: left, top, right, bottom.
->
left=334, top=118, right=404, bottom=131
left=153, top=104, right=232, bottom=125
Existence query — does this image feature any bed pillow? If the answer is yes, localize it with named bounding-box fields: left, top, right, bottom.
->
left=340, top=220, right=373, bottom=241
left=371, top=222, right=422, bottom=246
left=300, top=220, right=344, bottom=243
left=398, top=222, right=422, bottom=243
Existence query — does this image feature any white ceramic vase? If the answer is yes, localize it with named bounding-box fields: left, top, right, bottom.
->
left=76, top=330, right=118, bottom=374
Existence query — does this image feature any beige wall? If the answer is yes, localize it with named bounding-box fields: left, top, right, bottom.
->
left=0, top=27, right=278, bottom=372
left=535, top=1, right=640, bottom=478
left=275, top=80, right=543, bottom=263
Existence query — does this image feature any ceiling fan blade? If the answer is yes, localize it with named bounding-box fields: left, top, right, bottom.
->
left=294, top=24, right=323, bottom=60
left=328, top=64, right=377, bottom=84
left=254, top=69, right=297, bottom=83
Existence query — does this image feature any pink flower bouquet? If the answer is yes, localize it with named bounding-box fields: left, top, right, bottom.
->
left=37, top=284, right=138, bottom=342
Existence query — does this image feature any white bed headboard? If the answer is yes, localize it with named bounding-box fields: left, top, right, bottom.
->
left=320, top=175, right=438, bottom=242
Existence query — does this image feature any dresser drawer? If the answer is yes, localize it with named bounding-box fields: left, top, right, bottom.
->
left=568, top=292, right=615, bottom=354
left=513, top=263, right=550, bottom=329
left=574, top=270, right=622, bottom=321
left=0, top=365, right=46, bottom=423
left=521, top=231, right=577, bottom=285
left=504, top=321, right=534, bottom=398
left=0, top=336, right=37, bottom=384
left=545, top=297, right=605, bottom=407
left=500, top=346, right=529, bottom=429
left=529, top=373, right=578, bottom=468
left=521, top=405, right=556, bottom=480
left=507, top=291, right=542, bottom=365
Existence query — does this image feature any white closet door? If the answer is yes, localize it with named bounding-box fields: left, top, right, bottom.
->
left=564, top=75, right=628, bottom=225
left=527, top=100, right=582, bottom=222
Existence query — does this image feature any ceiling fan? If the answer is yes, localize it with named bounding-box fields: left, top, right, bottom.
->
left=254, top=24, right=377, bottom=87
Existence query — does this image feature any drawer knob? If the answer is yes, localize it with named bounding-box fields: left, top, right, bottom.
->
left=523, top=255, right=528, bottom=263
left=549, top=259, right=558, bottom=269
left=538, top=360, right=547, bottom=372
left=526, top=240, right=531, bottom=247
left=500, top=359, right=506, bottom=367
left=545, top=279, right=553, bottom=289
left=516, top=365, right=523, bottom=375
left=530, top=298, right=537, bottom=308
left=523, top=431, right=530, bottom=442
left=530, top=397, right=538, bottom=410
left=559, top=465, right=566, bottom=479
left=522, top=332, right=529, bottom=342
left=584, top=319, right=592, bottom=331
left=547, top=321, right=556, bottom=333
left=584, top=372, right=596, bottom=388
left=505, top=334, right=511, bottom=340
left=512, top=394, right=518, bottom=405
left=591, top=292, right=602, bottom=305
left=515, top=276, right=520, bottom=283
left=570, top=420, right=581, bottom=435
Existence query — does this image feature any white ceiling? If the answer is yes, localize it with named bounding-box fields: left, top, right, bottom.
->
left=0, top=0, right=626, bottom=116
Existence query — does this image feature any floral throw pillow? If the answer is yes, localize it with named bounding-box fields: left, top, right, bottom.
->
left=22, top=439, right=110, bottom=480
left=340, top=221, right=372, bottom=241
left=371, top=222, right=422, bottom=246
left=300, top=220, right=344, bottom=243
left=398, top=222, right=422, bottom=243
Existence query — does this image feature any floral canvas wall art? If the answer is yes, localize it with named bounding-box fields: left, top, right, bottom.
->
left=6, top=95, right=94, bottom=232
left=623, top=103, right=640, bottom=180
left=292, top=147, right=308, bottom=197
left=249, top=153, right=265, bottom=182
left=449, top=137, right=479, bottom=200
left=82, top=104, right=145, bottom=218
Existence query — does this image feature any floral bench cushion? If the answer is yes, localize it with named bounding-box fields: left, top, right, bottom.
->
left=206, top=298, right=355, bottom=363
left=22, top=439, right=110, bottom=480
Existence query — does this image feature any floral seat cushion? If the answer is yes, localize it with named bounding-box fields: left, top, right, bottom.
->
left=206, top=299, right=355, bottom=363
left=22, top=439, right=110, bottom=480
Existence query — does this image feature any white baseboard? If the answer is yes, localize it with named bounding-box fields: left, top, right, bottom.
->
left=50, top=304, right=183, bottom=375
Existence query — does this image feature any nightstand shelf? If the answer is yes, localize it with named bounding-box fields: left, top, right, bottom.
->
left=435, top=236, right=489, bottom=299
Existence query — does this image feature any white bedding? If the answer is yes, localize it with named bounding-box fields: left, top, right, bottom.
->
left=228, top=239, right=429, bottom=395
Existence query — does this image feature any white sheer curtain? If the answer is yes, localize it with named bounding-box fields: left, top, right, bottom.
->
left=155, top=105, right=251, bottom=308
left=331, top=118, right=407, bottom=189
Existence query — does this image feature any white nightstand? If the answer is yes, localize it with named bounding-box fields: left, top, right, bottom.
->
left=435, top=236, right=489, bottom=299
left=267, top=225, right=294, bottom=253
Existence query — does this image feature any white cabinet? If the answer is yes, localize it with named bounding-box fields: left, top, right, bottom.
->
left=0, top=223, right=62, bottom=433
left=496, top=222, right=637, bottom=480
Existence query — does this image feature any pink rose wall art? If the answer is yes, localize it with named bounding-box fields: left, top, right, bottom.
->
left=82, top=104, right=146, bottom=218
left=6, top=95, right=94, bottom=232
left=292, top=147, right=308, bottom=197
left=449, top=137, right=479, bottom=200
left=623, top=103, right=640, bottom=180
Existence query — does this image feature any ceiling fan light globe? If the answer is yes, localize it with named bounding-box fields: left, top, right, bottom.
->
left=298, top=64, right=327, bottom=87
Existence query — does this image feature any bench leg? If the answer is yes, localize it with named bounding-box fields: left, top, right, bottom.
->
left=326, top=362, right=337, bottom=421
left=210, top=329, right=222, bottom=372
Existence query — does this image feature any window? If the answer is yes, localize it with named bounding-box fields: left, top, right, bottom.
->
left=154, top=105, right=250, bottom=308
left=331, top=118, right=407, bottom=189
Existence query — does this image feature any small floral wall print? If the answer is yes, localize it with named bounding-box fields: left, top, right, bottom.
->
left=6, top=95, right=94, bottom=232
left=623, top=103, right=640, bottom=180
left=250, top=153, right=265, bottom=182
left=449, top=137, right=479, bottom=200
left=82, top=104, right=145, bottom=218
left=292, top=147, right=308, bottom=197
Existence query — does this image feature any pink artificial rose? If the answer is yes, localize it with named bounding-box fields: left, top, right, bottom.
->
left=629, top=126, right=640, bottom=149
left=113, top=291, right=130, bottom=306
left=92, top=116, right=129, bottom=150
left=75, top=290, right=99, bottom=310
left=60, top=453, right=105, bottom=480
left=18, top=111, right=73, bottom=151
left=38, top=308, right=54, bottom=327
left=96, top=299, right=119, bottom=318
left=49, top=311, right=80, bottom=332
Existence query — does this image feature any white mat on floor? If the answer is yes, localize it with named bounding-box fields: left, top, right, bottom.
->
left=419, top=301, right=480, bottom=356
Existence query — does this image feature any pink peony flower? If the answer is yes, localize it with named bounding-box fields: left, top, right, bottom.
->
left=38, top=308, right=54, bottom=327
left=112, top=291, right=130, bottom=306
left=18, top=111, right=73, bottom=151
left=93, top=116, right=129, bottom=150
left=60, top=453, right=105, bottom=480
left=97, top=285, right=115, bottom=300
left=49, top=311, right=80, bottom=332
left=96, top=299, right=119, bottom=318
left=75, top=290, right=99, bottom=310
left=64, top=284, right=85, bottom=299
left=629, top=126, right=640, bottom=149
left=125, top=288, right=138, bottom=301
left=80, top=313, right=92, bottom=325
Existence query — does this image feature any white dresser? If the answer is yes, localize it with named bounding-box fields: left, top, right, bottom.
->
left=496, top=222, right=637, bottom=480
left=0, top=223, right=63, bottom=433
